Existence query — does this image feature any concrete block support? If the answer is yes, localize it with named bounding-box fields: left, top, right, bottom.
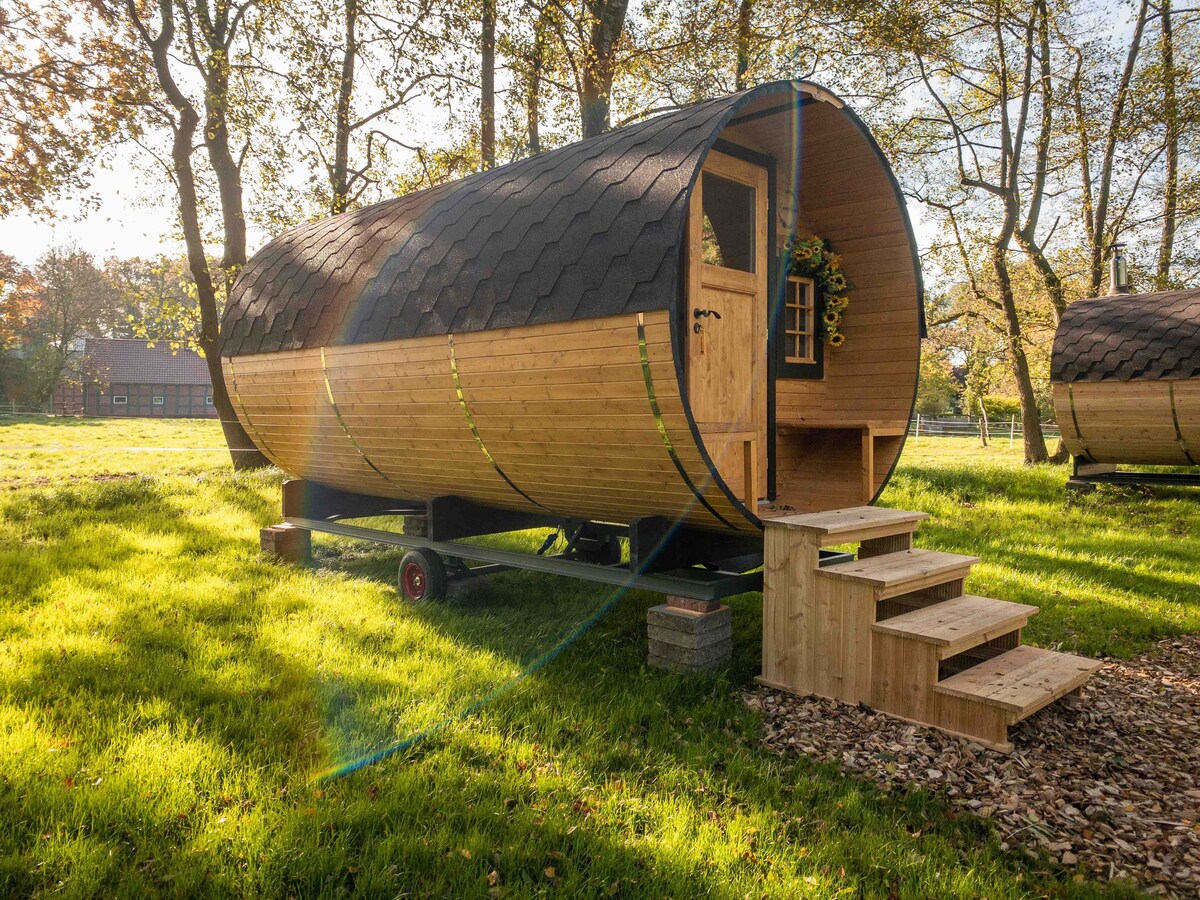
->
left=261, top=523, right=311, bottom=564
left=647, top=602, right=731, bottom=671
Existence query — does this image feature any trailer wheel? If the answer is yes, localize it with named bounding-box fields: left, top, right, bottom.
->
left=398, top=549, right=446, bottom=602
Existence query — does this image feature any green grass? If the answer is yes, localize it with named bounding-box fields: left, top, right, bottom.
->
left=0, top=415, right=226, bottom=483
left=2, top=418, right=1187, bottom=898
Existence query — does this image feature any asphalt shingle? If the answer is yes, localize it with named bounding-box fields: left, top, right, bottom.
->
left=1051, top=290, right=1200, bottom=383
left=219, top=86, right=793, bottom=356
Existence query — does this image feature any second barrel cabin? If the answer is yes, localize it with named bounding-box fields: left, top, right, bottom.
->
left=221, top=80, right=924, bottom=535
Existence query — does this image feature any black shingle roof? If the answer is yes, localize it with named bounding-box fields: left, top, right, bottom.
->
left=221, top=82, right=806, bottom=357
left=1051, top=289, right=1200, bottom=383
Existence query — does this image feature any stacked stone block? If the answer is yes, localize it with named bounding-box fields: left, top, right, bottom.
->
left=647, top=598, right=732, bottom=671
left=260, top=524, right=311, bottom=564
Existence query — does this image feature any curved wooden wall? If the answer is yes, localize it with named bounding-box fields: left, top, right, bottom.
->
left=223, top=309, right=754, bottom=533
left=1053, top=379, right=1200, bottom=466
left=711, top=96, right=922, bottom=512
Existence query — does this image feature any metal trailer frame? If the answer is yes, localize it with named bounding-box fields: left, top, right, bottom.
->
left=280, top=479, right=851, bottom=601
left=1066, top=459, right=1200, bottom=493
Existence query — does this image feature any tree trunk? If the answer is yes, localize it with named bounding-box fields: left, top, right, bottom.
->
left=131, top=0, right=268, bottom=470
left=1014, top=0, right=1066, bottom=325
left=198, top=41, right=248, bottom=272
left=177, top=115, right=265, bottom=468
left=1157, top=0, right=1178, bottom=288
left=525, top=10, right=549, bottom=155
left=331, top=0, right=358, bottom=214
left=735, top=0, right=753, bottom=90
left=580, top=0, right=630, bottom=138
left=1087, top=0, right=1149, bottom=296
left=992, top=246, right=1048, bottom=463
left=481, top=0, right=496, bottom=169
left=527, top=75, right=541, bottom=155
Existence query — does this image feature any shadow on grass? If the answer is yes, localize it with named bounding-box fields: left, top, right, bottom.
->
left=889, top=464, right=1200, bottom=654
left=0, top=470, right=1138, bottom=898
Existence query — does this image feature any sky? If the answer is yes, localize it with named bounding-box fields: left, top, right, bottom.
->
left=0, top=151, right=172, bottom=265
left=0, top=129, right=936, bottom=271
left=0, top=63, right=943, bottom=273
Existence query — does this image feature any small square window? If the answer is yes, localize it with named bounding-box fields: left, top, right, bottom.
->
left=785, top=277, right=816, bottom=364
left=205, top=395, right=214, bottom=405
left=152, top=396, right=165, bottom=405
left=112, top=395, right=128, bottom=405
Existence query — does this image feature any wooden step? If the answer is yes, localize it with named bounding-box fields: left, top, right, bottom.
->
left=765, top=506, right=928, bottom=547
left=873, top=595, right=1038, bottom=659
left=818, top=548, right=979, bottom=600
left=934, top=645, right=1103, bottom=720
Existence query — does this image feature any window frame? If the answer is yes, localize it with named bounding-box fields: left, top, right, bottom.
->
left=205, top=395, right=214, bottom=405
left=698, top=170, right=758, bottom=274
left=776, top=274, right=824, bottom=380
left=152, top=395, right=165, bottom=406
left=111, top=395, right=129, bottom=405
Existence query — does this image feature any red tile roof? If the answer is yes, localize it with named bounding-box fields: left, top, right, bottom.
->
left=79, top=337, right=213, bottom=386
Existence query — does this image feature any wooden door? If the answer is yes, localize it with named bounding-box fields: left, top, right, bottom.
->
left=686, top=149, right=769, bottom=507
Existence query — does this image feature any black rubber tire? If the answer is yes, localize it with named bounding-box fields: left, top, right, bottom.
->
left=397, top=548, right=447, bottom=602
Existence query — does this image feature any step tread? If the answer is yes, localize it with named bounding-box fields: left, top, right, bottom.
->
left=873, top=594, right=1038, bottom=656
left=934, top=645, right=1103, bottom=716
left=765, top=506, right=928, bottom=546
left=818, top=548, right=980, bottom=598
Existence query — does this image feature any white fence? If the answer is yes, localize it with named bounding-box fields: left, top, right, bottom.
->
left=910, top=415, right=1061, bottom=447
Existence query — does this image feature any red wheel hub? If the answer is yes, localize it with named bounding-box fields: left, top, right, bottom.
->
left=401, top=561, right=426, bottom=600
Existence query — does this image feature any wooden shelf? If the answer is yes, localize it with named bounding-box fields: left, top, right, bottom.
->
left=777, top=419, right=907, bottom=437
left=774, top=420, right=908, bottom=505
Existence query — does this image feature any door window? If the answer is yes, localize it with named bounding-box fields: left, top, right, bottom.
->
left=700, top=172, right=756, bottom=272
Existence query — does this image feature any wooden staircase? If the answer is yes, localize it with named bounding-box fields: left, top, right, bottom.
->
left=758, top=506, right=1101, bottom=751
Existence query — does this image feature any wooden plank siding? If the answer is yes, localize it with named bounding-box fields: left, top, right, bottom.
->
left=1053, top=378, right=1200, bottom=466
left=223, top=89, right=923, bottom=532
left=721, top=99, right=920, bottom=511
left=223, top=309, right=754, bottom=532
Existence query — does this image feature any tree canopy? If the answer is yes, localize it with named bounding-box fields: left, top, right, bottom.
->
left=2, top=0, right=1197, bottom=464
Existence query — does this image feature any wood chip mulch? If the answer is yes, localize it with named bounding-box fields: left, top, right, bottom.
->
left=743, top=635, right=1200, bottom=897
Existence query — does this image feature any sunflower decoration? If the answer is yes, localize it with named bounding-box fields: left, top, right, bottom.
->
left=786, top=235, right=854, bottom=348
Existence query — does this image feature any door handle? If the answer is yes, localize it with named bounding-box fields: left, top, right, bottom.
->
left=693, top=307, right=722, bottom=320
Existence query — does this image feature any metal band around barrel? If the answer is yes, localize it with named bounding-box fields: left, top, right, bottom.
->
left=447, top=334, right=552, bottom=511
left=225, top=357, right=279, bottom=465
left=1066, top=384, right=1096, bottom=463
left=1168, top=382, right=1197, bottom=464
left=320, top=347, right=392, bottom=483
left=636, top=313, right=738, bottom=530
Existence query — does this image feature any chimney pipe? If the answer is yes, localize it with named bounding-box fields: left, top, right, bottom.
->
left=1108, top=243, right=1131, bottom=295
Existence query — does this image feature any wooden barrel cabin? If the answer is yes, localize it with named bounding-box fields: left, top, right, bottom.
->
left=221, top=80, right=924, bottom=536
left=1052, top=289, right=1200, bottom=467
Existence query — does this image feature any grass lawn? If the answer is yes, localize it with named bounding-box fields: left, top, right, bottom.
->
left=3, top=417, right=1194, bottom=898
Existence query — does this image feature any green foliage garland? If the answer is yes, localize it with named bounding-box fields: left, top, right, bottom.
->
left=786, top=235, right=853, bottom=348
